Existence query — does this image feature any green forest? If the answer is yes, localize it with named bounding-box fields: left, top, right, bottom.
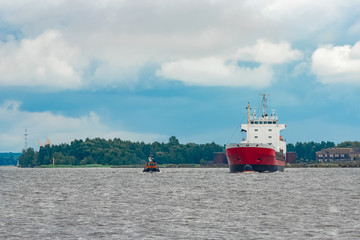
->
left=18, top=136, right=224, bottom=167
left=15, top=137, right=360, bottom=167
left=286, top=141, right=336, bottom=163
left=0, top=153, right=21, bottom=166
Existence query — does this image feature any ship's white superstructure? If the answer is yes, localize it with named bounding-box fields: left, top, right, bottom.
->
left=226, top=94, right=287, bottom=172
left=242, top=96, right=286, bottom=154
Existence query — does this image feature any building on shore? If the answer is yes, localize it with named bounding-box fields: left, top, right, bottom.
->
left=213, top=152, right=228, bottom=165
left=286, top=152, right=297, bottom=163
left=316, top=148, right=360, bottom=162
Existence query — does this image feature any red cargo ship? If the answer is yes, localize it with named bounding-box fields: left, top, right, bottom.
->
left=226, top=94, right=286, bottom=172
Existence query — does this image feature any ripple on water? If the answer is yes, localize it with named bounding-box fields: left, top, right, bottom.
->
left=1, top=167, right=360, bottom=239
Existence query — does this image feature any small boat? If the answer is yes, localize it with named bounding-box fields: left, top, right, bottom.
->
left=143, top=155, right=160, bottom=172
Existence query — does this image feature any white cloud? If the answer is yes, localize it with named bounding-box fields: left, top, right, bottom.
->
left=0, top=30, right=85, bottom=90
left=0, top=0, right=308, bottom=90
left=157, top=57, right=273, bottom=88
left=311, top=42, right=360, bottom=84
left=157, top=39, right=302, bottom=87
left=0, top=0, right=358, bottom=89
left=0, top=100, right=165, bottom=152
left=235, top=39, right=303, bottom=64
left=245, top=0, right=351, bottom=38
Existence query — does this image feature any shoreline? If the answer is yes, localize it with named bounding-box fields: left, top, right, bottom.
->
left=286, top=161, right=360, bottom=168
left=3, top=162, right=360, bottom=168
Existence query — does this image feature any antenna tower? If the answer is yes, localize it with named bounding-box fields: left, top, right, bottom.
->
left=24, top=129, right=28, bottom=150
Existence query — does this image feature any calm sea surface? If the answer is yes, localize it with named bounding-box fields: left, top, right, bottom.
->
left=1, top=167, right=359, bottom=239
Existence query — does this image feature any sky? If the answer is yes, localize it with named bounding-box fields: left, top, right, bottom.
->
left=1, top=0, right=360, bottom=152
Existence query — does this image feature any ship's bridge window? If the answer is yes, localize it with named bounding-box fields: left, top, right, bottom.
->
left=264, top=121, right=267, bottom=124
left=250, top=121, right=254, bottom=124
left=268, top=121, right=272, bottom=124
left=255, top=121, right=259, bottom=124
left=273, top=121, right=276, bottom=124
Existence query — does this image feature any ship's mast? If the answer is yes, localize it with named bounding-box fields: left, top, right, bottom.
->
left=260, top=94, right=269, bottom=117
left=246, top=102, right=250, bottom=123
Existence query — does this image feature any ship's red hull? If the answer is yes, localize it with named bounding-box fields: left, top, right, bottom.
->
left=226, top=146, right=285, bottom=172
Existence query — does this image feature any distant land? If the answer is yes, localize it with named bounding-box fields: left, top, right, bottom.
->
left=18, top=136, right=223, bottom=167
left=0, top=153, right=21, bottom=166
left=9, top=138, right=360, bottom=167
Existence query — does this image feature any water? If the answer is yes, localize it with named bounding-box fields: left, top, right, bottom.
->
left=1, top=167, right=359, bottom=239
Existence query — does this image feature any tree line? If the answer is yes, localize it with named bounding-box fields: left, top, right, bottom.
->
left=286, top=141, right=336, bottom=162
left=18, top=137, right=360, bottom=167
left=18, top=136, right=224, bottom=167
left=287, top=141, right=360, bottom=162
left=0, top=153, right=21, bottom=166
